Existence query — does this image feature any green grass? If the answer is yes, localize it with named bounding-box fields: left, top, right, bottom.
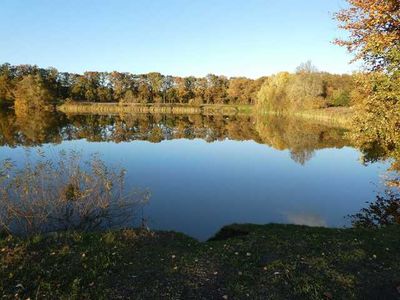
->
left=1, top=224, right=399, bottom=299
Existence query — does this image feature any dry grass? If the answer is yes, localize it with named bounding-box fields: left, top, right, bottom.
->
left=290, top=107, right=354, bottom=128
left=262, top=107, right=354, bottom=128
left=57, top=102, right=253, bottom=116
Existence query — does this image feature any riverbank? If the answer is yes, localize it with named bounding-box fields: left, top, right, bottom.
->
left=291, top=107, right=354, bottom=128
left=57, top=102, right=353, bottom=127
left=58, top=102, right=253, bottom=116
left=262, top=107, right=354, bottom=128
left=1, top=224, right=399, bottom=299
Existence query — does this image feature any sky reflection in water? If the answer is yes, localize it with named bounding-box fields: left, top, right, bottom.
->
left=0, top=112, right=390, bottom=239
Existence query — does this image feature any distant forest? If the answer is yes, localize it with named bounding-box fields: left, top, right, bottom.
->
left=0, top=62, right=354, bottom=111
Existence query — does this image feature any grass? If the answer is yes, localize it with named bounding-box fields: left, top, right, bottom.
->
left=1, top=224, right=399, bottom=299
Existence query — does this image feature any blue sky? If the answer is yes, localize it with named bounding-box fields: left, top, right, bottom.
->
left=0, top=0, right=354, bottom=78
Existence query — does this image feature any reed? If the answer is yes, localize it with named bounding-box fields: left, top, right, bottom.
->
left=58, top=102, right=253, bottom=116
left=260, top=107, right=354, bottom=128
left=290, top=107, right=354, bottom=128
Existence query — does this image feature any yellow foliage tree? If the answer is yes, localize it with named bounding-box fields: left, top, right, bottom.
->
left=14, top=74, right=53, bottom=112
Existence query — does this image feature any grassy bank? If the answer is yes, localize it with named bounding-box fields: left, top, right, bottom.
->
left=58, top=102, right=253, bottom=116
left=261, top=107, right=354, bottom=128
left=1, top=224, right=399, bottom=299
left=290, top=107, right=354, bottom=128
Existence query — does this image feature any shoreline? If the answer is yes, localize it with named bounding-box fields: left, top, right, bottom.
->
left=259, top=107, right=354, bottom=128
left=57, top=102, right=254, bottom=116
left=57, top=102, right=353, bottom=126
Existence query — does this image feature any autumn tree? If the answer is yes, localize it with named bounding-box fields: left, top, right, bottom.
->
left=14, top=74, right=54, bottom=112
left=0, top=64, right=15, bottom=105
left=227, top=77, right=263, bottom=105
left=82, top=72, right=101, bottom=102
left=335, top=0, right=400, bottom=71
left=335, top=0, right=400, bottom=166
left=147, top=72, right=164, bottom=103
left=57, top=72, right=75, bottom=100
left=287, top=62, right=326, bottom=109
left=204, top=74, right=228, bottom=104
left=321, top=73, right=354, bottom=107
left=135, top=75, right=152, bottom=104
left=0, top=62, right=354, bottom=109
left=192, top=77, right=207, bottom=105
left=109, top=71, right=135, bottom=101
left=175, top=77, right=195, bottom=104
left=256, top=61, right=354, bottom=112
left=257, top=72, right=290, bottom=112
left=161, top=75, right=175, bottom=103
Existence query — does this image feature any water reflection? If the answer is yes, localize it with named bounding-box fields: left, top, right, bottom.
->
left=0, top=110, right=350, bottom=165
left=0, top=109, right=68, bottom=147
left=0, top=109, right=396, bottom=239
left=286, top=212, right=327, bottom=227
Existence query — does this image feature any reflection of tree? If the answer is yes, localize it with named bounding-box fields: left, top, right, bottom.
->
left=0, top=110, right=352, bottom=164
left=353, top=124, right=400, bottom=181
left=67, top=113, right=351, bottom=165
left=350, top=112, right=400, bottom=201
left=350, top=190, right=400, bottom=228
left=14, top=108, right=66, bottom=146
left=0, top=110, right=18, bottom=147
left=255, top=114, right=349, bottom=165
left=0, top=108, right=67, bottom=147
left=290, top=150, right=314, bottom=166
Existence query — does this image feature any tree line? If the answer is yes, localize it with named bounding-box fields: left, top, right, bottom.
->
left=257, top=61, right=355, bottom=111
left=0, top=64, right=266, bottom=107
left=0, top=63, right=355, bottom=110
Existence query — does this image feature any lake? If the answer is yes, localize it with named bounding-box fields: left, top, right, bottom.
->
left=0, top=110, right=391, bottom=240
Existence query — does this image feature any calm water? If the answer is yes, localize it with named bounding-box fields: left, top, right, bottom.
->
left=0, top=110, right=391, bottom=240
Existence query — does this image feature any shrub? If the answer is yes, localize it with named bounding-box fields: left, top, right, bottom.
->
left=329, top=90, right=350, bottom=107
